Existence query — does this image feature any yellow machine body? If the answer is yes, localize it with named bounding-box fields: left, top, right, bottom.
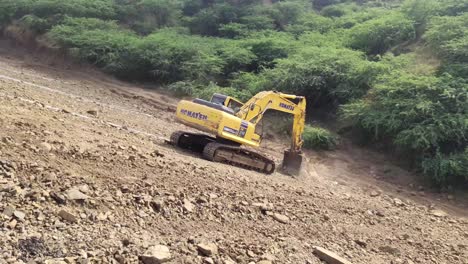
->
left=176, top=100, right=262, bottom=147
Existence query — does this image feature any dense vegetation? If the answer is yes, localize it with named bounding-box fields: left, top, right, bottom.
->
left=0, top=0, right=466, bottom=186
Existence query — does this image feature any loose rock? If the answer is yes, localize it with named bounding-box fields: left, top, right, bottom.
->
left=39, top=142, right=53, bottom=152
left=58, top=209, right=77, bottom=223
left=140, top=245, right=172, bottom=264
left=197, top=243, right=218, bottom=256
left=66, top=188, right=89, bottom=200
left=313, top=246, right=353, bottom=264
left=430, top=209, right=448, bottom=217
left=272, top=213, right=290, bottom=224
left=13, top=210, right=26, bottom=221
left=183, top=199, right=195, bottom=213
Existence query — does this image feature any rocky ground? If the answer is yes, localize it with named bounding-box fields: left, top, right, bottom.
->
left=0, top=47, right=467, bottom=264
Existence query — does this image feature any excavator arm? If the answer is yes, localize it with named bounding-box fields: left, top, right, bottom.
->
left=237, top=91, right=306, bottom=174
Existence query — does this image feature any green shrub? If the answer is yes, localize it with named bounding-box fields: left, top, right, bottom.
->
left=263, top=45, right=378, bottom=107
left=0, top=0, right=33, bottom=26
left=17, top=14, right=51, bottom=33
left=341, top=71, right=467, bottom=185
left=285, top=12, right=334, bottom=35
left=347, top=11, right=415, bottom=54
left=269, top=1, right=305, bottom=30
left=425, top=14, right=468, bottom=62
left=187, top=3, right=242, bottom=36
left=47, top=17, right=144, bottom=78
left=241, top=31, right=295, bottom=70
left=422, top=149, right=468, bottom=186
left=321, top=3, right=359, bottom=17
left=216, top=41, right=256, bottom=78
left=303, top=125, right=338, bottom=150
left=135, top=30, right=223, bottom=82
left=218, top=23, right=249, bottom=38
left=128, top=0, right=182, bottom=34
left=31, top=0, right=117, bottom=19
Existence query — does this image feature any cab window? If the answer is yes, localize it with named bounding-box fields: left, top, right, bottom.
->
left=227, top=99, right=243, bottom=113
left=211, top=95, right=226, bottom=105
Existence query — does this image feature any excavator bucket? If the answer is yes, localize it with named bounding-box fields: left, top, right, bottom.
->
left=282, top=149, right=303, bottom=176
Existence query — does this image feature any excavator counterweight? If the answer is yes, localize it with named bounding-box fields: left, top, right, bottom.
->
left=171, top=91, right=306, bottom=175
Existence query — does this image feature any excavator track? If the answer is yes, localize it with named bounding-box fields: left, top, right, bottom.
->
left=170, top=131, right=275, bottom=174
left=203, top=142, right=275, bottom=174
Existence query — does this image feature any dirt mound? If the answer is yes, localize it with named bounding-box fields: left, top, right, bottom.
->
left=0, top=51, right=467, bottom=264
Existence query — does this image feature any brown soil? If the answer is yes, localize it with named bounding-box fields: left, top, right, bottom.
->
left=0, top=46, right=467, bottom=264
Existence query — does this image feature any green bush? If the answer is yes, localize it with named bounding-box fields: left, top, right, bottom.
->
left=341, top=70, right=467, bottom=185
left=263, top=45, right=378, bottom=107
left=31, top=0, right=117, bottom=19
left=303, top=125, right=338, bottom=150
left=129, top=0, right=182, bottom=34
left=425, top=14, right=468, bottom=62
left=241, top=31, right=295, bottom=70
left=422, top=149, right=468, bottom=186
left=135, top=30, right=222, bottom=82
left=0, top=0, right=33, bottom=26
left=347, top=12, right=415, bottom=54
left=285, top=12, right=334, bottom=35
left=219, top=23, right=249, bottom=38
left=321, top=3, right=359, bottom=17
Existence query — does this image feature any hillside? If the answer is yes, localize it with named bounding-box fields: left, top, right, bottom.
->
left=0, top=42, right=467, bottom=264
left=1, top=0, right=466, bottom=186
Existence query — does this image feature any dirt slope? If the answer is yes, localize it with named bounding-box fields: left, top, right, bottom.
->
left=0, top=49, right=467, bottom=264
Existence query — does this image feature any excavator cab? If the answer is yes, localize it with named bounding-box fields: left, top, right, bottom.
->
left=210, top=93, right=244, bottom=113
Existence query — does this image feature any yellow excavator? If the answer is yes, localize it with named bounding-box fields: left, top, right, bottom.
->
left=170, top=91, right=306, bottom=175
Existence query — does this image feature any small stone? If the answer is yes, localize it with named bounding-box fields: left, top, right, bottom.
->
left=430, top=209, right=447, bottom=217
left=13, top=210, right=26, bottom=221
left=379, top=246, right=400, bottom=256
left=272, top=213, right=290, bottom=224
left=87, top=110, right=98, bottom=116
left=66, top=188, right=89, bottom=200
left=183, top=199, right=195, bottom=213
left=50, top=192, right=67, bottom=205
left=39, top=142, right=53, bottom=152
left=376, top=211, right=385, bottom=217
left=58, top=209, right=77, bottom=223
left=44, top=259, right=67, bottom=264
left=140, top=245, right=172, bottom=264
left=197, top=243, right=218, bottom=256
left=7, top=219, right=17, bottom=229
left=355, top=239, right=367, bottom=247
left=2, top=206, right=15, bottom=218
left=203, top=257, right=214, bottom=264
left=313, top=246, right=352, bottom=264
left=393, top=198, right=404, bottom=207
left=370, top=190, right=381, bottom=197
left=151, top=199, right=164, bottom=212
